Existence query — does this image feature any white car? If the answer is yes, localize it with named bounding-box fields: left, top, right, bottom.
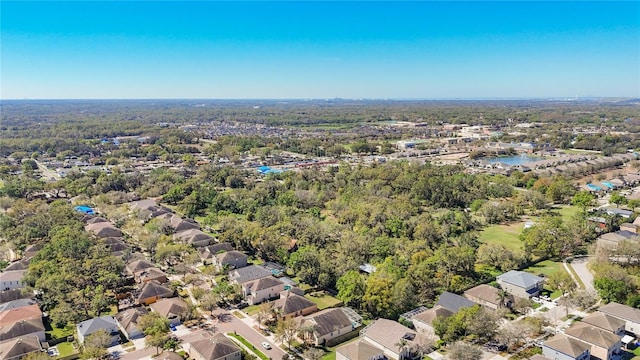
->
left=261, top=342, right=272, bottom=350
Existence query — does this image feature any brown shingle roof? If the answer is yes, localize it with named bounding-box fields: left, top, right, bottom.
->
left=564, top=322, right=622, bottom=348
left=581, top=312, right=625, bottom=333
left=0, top=335, right=41, bottom=359
left=273, top=292, right=316, bottom=316
left=0, top=318, right=45, bottom=341
left=126, top=259, right=156, bottom=275
left=150, top=298, right=188, bottom=318
left=598, top=302, right=640, bottom=323
left=336, top=340, right=384, bottom=360
left=464, top=284, right=503, bottom=305
left=362, top=319, right=420, bottom=355
left=543, top=334, right=590, bottom=357
left=115, top=307, right=147, bottom=336
left=136, top=281, right=174, bottom=302
left=304, top=308, right=353, bottom=337
left=412, top=305, right=453, bottom=326
left=190, top=334, right=241, bottom=360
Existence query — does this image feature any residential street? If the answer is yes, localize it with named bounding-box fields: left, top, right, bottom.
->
left=569, top=257, right=595, bottom=292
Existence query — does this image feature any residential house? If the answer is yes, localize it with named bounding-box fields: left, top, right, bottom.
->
left=336, top=340, right=385, bottom=360
left=411, top=306, right=453, bottom=338
left=199, top=243, right=234, bottom=265
left=0, top=317, right=46, bottom=342
left=22, top=244, right=42, bottom=259
left=0, top=299, right=37, bottom=313
left=85, top=222, right=123, bottom=238
left=596, top=231, right=639, bottom=251
left=0, top=335, right=42, bottom=360
left=542, top=334, right=590, bottom=360
left=0, top=271, right=26, bottom=291
left=3, top=259, right=29, bottom=272
left=135, top=281, right=175, bottom=305
left=170, top=216, right=200, bottom=233
left=529, top=355, right=552, bottom=360
left=272, top=291, right=317, bottom=319
left=173, top=229, right=213, bottom=248
left=0, top=290, right=27, bottom=305
left=126, top=259, right=156, bottom=276
left=301, top=308, right=361, bottom=346
left=435, top=292, right=476, bottom=313
left=581, top=313, right=625, bottom=336
left=85, top=217, right=108, bottom=225
left=229, top=265, right=271, bottom=285
left=150, top=298, right=189, bottom=326
left=598, top=302, right=640, bottom=335
left=156, top=352, right=184, bottom=360
left=76, top=316, right=120, bottom=346
left=496, top=270, right=544, bottom=298
left=464, top=284, right=513, bottom=310
left=115, top=307, right=148, bottom=340
left=242, top=276, right=285, bottom=305
left=188, top=333, right=242, bottom=360
left=0, top=305, right=42, bottom=326
left=564, top=322, right=622, bottom=360
left=135, top=267, right=168, bottom=284
left=213, top=251, right=248, bottom=271
left=361, top=318, right=429, bottom=360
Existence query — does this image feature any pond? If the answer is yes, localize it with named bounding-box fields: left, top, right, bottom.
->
left=486, top=154, right=542, bottom=165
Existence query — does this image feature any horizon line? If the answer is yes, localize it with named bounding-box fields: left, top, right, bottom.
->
left=1, top=97, right=637, bottom=102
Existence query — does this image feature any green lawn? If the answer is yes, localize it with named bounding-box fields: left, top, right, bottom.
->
left=522, top=259, right=564, bottom=278
left=305, top=293, right=342, bottom=310
left=227, top=333, right=269, bottom=360
left=56, top=342, right=77, bottom=358
left=45, top=320, right=75, bottom=340
left=555, top=205, right=580, bottom=220
left=244, top=304, right=261, bottom=316
left=478, top=222, right=525, bottom=252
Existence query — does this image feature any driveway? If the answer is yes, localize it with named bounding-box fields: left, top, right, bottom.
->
left=569, top=257, right=595, bottom=292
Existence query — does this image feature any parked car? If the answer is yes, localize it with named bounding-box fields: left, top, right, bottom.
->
left=261, top=342, right=272, bottom=350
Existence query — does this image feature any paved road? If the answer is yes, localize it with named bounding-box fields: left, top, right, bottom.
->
left=211, top=309, right=287, bottom=360
left=569, top=257, right=595, bottom=292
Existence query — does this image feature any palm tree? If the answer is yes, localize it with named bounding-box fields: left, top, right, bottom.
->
left=496, top=288, right=510, bottom=308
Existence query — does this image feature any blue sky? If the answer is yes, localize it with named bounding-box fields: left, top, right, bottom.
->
left=2, top=1, right=639, bottom=99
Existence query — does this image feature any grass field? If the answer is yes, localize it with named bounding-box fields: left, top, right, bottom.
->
left=478, top=221, right=525, bottom=253
left=522, top=259, right=564, bottom=277
left=45, top=320, right=75, bottom=340
left=305, top=293, right=342, bottom=310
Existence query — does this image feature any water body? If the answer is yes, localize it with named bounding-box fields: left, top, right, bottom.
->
left=486, top=154, right=542, bottom=165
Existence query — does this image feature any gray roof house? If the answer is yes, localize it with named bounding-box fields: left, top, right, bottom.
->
left=496, top=270, right=544, bottom=298
left=76, top=315, right=120, bottom=346
left=301, top=308, right=361, bottom=346
left=229, top=265, right=271, bottom=285
left=214, top=250, right=248, bottom=270
left=435, top=292, right=476, bottom=313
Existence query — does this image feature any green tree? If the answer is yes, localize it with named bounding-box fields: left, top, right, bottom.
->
left=594, top=278, right=632, bottom=304
left=446, top=342, right=483, bottom=360
left=274, top=317, right=299, bottom=350
left=609, top=192, right=627, bottom=208
left=336, top=270, right=366, bottom=309
left=547, top=271, right=577, bottom=296
left=520, top=216, right=574, bottom=259
left=571, top=191, right=596, bottom=212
